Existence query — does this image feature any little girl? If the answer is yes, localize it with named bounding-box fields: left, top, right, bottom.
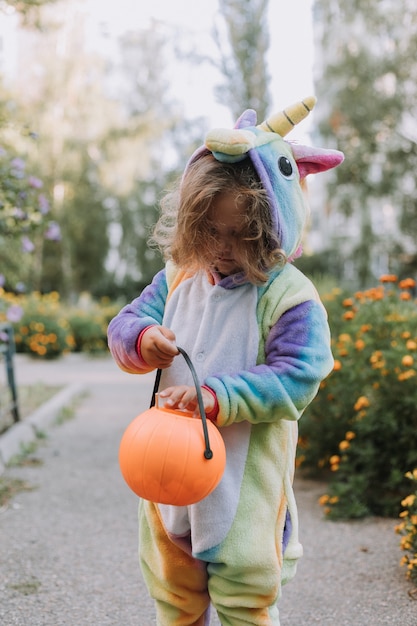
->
left=108, top=98, right=344, bottom=626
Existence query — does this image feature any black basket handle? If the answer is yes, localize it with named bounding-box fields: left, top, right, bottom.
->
left=150, top=346, right=213, bottom=460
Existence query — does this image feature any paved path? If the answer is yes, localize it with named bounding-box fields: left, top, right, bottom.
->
left=0, top=354, right=416, bottom=625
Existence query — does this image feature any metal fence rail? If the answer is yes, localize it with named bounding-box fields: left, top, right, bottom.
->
left=0, top=323, right=20, bottom=428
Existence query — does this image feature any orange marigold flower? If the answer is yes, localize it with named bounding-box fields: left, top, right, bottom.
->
left=342, top=298, right=354, bottom=307
left=318, top=494, right=330, bottom=506
left=406, top=340, right=417, bottom=351
left=399, top=278, right=416, bottom=289
left=400, top=292, right=411, bottom=301
left=295, top=456, right=305, bottom=468
left=329, top=455, right=341, bottom=465
left=298, top=436, right=308, bottom=449
left=401, top=494, right=416, bottom=508
left=360, top=324, right=372, bottom=333
left=379, top=274, right=398, bottom=283
left=400, top=538, right=412, bottom=550
left=345, top=431, right=356, bottom=440
left=402, top=355, right=414, bottom=367
left=333, top=360, right=342, bottom=371
left=402, top=331, right=411, bottom=339
left=339, top=333, right=351, bottom=342
left=343, top=311, right=355, bottom=320
left=370, top=351, right=385, bottom=368
left=398, top=370, right=416, bottom=381
left=355, top=339, right=365, bottom=351
left=354, top=396, right=370, bottom=411
left=339, top=440, right=350, bottom=451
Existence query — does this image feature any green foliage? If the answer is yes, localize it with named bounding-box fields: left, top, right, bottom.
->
left=396, top=469, right=417, bottom=587
left=0, top=289, right=119, bottom=358
left=315, top=0, right=417, bottom=286
left=66, top=311, right=106, bottom=354
left=299, top=275, right=417, bottom=519
left=0, top=147, right=58, bottom=290
left=67, top=296, right=119, bottom=353
left=214, top=0, right=271, bottom=120
left=0, top=149, right=46, bottom=238
left=39, top=151, right=110, bottom=297
left=12, top=292, right=74, bottom=358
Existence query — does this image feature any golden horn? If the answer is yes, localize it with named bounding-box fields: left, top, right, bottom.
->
left=258, top=96, right=316, bottom=137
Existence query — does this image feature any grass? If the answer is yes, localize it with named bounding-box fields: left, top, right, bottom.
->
left=0, top=383, right=61, bottom=433
left=0, top=382, right=84, bottom=511
left=7, top=577, right=42, bottom=595
left=17, top=384, right=62, bottom=418
left=0, top=475, right=36, bottom=507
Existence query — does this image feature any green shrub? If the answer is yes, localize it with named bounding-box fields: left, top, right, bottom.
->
left=66, top=294, right=120, bottom=354
left=1, top=289, right=120, bottom=358
left=396, top=469, right=417, bottom=587
left=299, top=275, right=417, bottom=519
left=13, top=292, right=74, bottom=358
left=68, top=309, right=107, bottom=353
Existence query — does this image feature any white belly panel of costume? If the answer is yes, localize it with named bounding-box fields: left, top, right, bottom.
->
left=158, top=272, right=259, bottom=554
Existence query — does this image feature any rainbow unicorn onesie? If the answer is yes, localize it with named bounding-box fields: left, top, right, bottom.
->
left=108, top=97, right=344, bottom=625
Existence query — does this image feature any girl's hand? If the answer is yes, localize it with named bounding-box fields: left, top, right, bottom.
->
left=159, top=385, right=216, bottom=418
left=140, top=326, right=179, bottom=369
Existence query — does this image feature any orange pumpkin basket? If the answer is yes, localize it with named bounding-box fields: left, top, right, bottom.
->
left=119, top=347, right=226, bottom=505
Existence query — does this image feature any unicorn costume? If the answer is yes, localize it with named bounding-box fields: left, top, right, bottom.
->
left=108, top=97, right=344, bottom=625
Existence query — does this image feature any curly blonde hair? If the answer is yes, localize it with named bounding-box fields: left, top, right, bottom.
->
left=150, top=152, right=286, bottom=284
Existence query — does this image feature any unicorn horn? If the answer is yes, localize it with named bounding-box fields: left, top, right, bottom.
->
left=258, top=96, right=317, bottom=137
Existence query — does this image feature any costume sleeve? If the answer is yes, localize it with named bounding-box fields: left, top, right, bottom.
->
left=107, top=269, right=168, bottom=373
left=205, top=298, right=333, bottom=427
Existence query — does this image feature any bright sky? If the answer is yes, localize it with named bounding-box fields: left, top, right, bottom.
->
left=85, top=0, right=315, bottom=138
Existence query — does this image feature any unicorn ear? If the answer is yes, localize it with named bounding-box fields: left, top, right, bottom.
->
left=291, top=143, right=344, bottom=179
left=234, top=109, right=257, bottom=129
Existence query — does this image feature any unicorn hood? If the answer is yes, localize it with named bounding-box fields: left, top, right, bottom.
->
left=186, top=97, right=344, bottom=260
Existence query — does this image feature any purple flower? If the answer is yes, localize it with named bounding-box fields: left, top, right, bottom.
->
left=0, top=274, right=5, bottom=287
left=38, top=193, right=50, bottom=214
left=13, top=207, right=26, bottom=219
left=6, top=304, right=23, bottom=323
left=22, top=236, right=35, bottom=253
left=11, top=168, right=25, bottom=179
left=28, top=175, right=43, bottom=189
left=10, top=157, right=25, bottom=170
left=15, top=282, right=26, bottom=293
left=44, top=221, right=61, bottom=241
left=0, top=331, right=9, bottom=343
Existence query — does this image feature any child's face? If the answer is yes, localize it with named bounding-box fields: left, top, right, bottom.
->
left=208, top=192, right=247, bottom=276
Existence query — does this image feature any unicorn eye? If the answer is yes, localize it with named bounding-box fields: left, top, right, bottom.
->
left=278, top=156, right=294, bottom=178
